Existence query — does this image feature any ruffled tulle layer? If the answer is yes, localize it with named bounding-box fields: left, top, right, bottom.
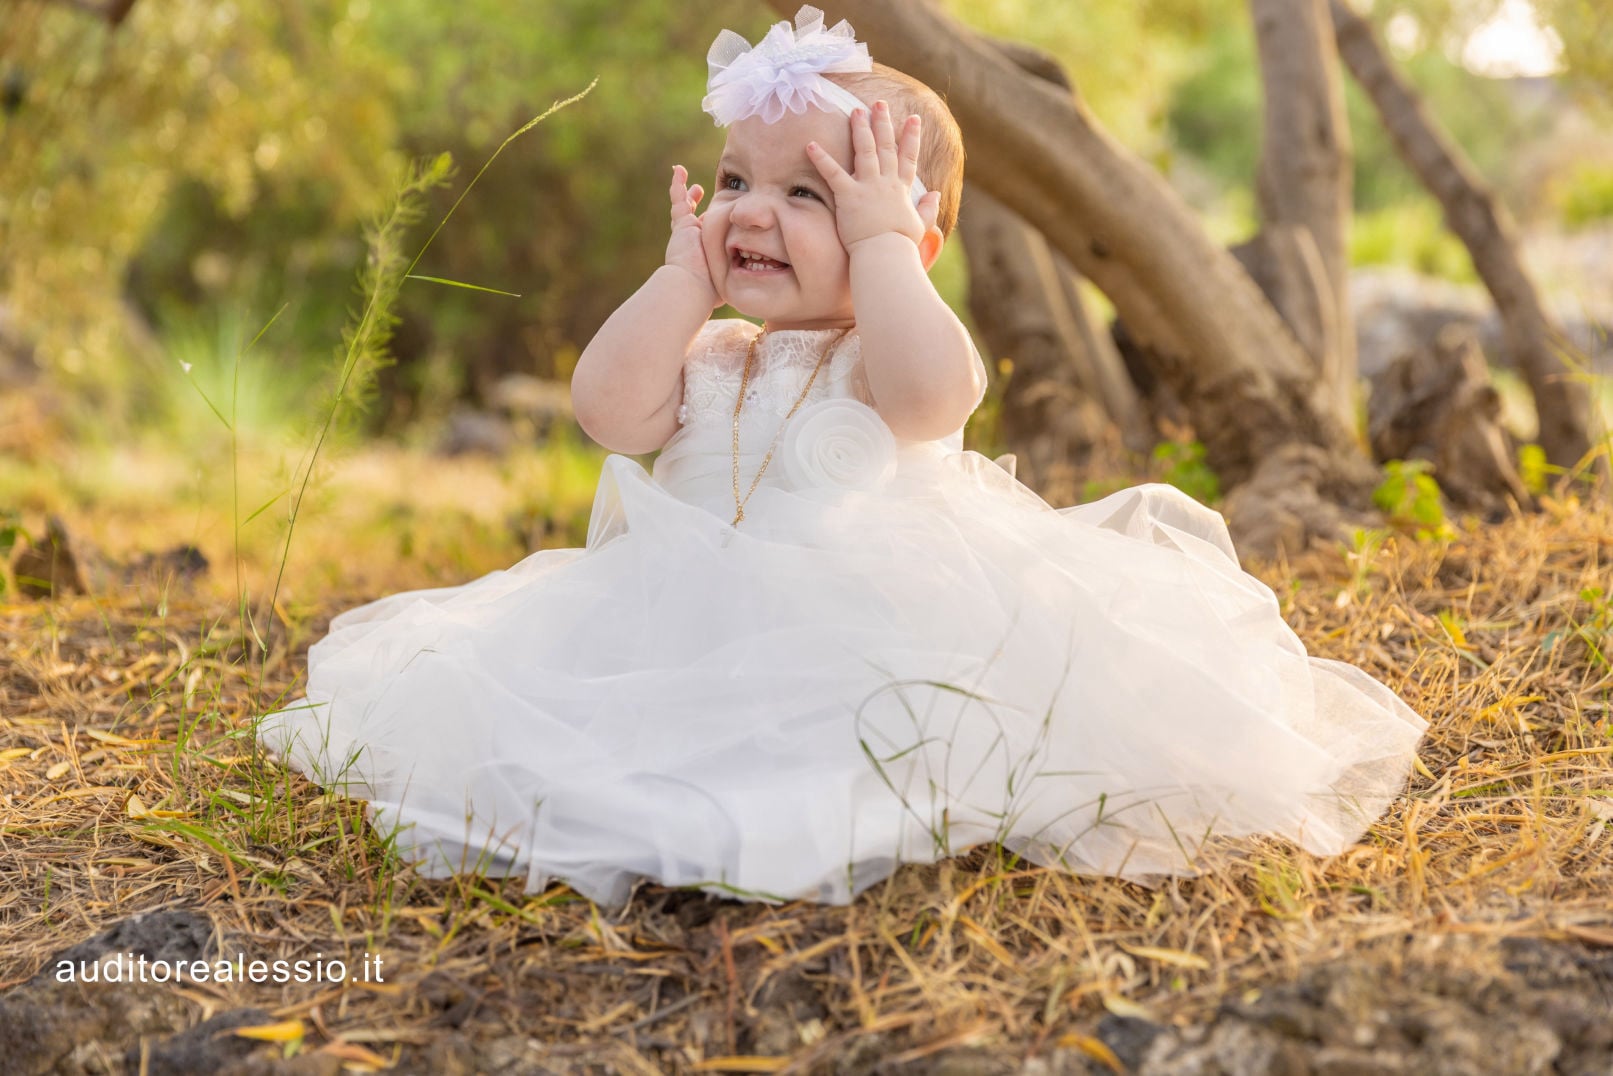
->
left=263, top=447, right=1425, bottom=905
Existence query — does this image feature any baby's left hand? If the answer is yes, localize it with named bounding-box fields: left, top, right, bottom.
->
left=807, top=101, right=942, bottom=254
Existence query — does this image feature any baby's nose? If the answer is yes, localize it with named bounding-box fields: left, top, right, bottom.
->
left=729, top=191, right=776, bottom=228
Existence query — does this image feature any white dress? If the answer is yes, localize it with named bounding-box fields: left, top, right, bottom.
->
left=263, top=321, right=1427, bottom=905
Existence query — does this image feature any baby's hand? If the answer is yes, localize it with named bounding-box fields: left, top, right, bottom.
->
left=666, top=165, right=720, bottom=308
left=807, top=101, right=942, bottom=254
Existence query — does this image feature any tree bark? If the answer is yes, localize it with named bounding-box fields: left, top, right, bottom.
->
left=1329, top=0, right=1593, bottom=471
left=766, top=0, right=1371, bottom=497
left=22, top=0, right=139, bottom=26
left=1048, top=248, right=1151, bottom=453
left=961, top=184, right=1147, bottom=493
left=1250, top=0, right=1355, bottom=421
left=1367, top=324, right=1532, bottom=515
left=1233, top=226, right=1339, bottom=397
left=962, top=37, right=1152, bottom=476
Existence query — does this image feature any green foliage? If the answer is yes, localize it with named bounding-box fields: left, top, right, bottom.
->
left=1162, top=18, right=1263, bottom=193
left=501, top=427, right=611, bottom=551
left=1575, top=586, right=1611, bottom=669
left=1165, top=9, right=1546, bottom=221
left=0, top=509, right=26, bottom=597
left=1551, top=161, right=1613, bottom=229
left=329, top=154, right=459, bottom=427
left=1545, top=584, right=1613, bottom=671
left=1, top=2, right=400, bottom=390
left=1517, top=442, right=1552, bottom=495
left=1081, top=477, right=1134, bottom=503
left=1372, top=458, right=1452, bottom=538
left=1151, top=440, right=1221, bottom=504
left=940, top=0, right=1241, bottom=150
left=1350, top=202, right=1478, bottom=282
left=358, top=0, right=754, bottom=391
left=1531, top=1, right=1613, bottom=111
left=6, top=0, right=1610, bottom=448
left=1345, top=527, right=1392, bottom=598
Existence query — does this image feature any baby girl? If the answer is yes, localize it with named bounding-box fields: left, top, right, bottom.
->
left=265, top=8, right=1425, bottom=906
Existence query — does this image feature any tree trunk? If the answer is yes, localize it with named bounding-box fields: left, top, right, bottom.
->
left=960, top=183, right=1147, bottom=494
left=961, top=37, right=1152, bottom=480
left=1367, top=324, right=1532, bottom=515
left=1329, top=0, right=1593, bottom=471
left=768, top=0, right=1379, bottom=555
left=1250, top=0, right=1355, bottom=424
left=1233, top=227, right=1339, bottom=408
left=1048, top=248, right=1151, bottom=454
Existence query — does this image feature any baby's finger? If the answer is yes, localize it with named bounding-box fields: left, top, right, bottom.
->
left=687, top=183, right=704, bottom=214
left=850, top=107, right=879, bottom=178
left=805, top=140, right=853, bottom=191
left=897, top=114, right=922, bottom=185
left=670, top=165, right=691, bottom=219
left=918, top=190, right=941, bottom=233
left=873, top=101, right=898, bottom=175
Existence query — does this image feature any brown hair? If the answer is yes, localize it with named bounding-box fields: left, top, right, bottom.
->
left=823, top=63, right=965, bottom=237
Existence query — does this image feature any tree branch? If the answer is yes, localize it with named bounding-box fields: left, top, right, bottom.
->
left=22, top=0, right=138, bottom=27
left=1250, top=0, right=1354, bottom=417
left=766, top=0, right=1368, bottom=492
left=1329, top=0, right=1592, bottom=470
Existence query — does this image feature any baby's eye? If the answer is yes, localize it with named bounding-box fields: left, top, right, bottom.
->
left=790, top=186, right=821, bottom=201
left=719, top=172, right=746, bottom=192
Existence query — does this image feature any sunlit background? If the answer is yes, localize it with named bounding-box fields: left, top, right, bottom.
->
left=1, top=0, right=1610, bottom=598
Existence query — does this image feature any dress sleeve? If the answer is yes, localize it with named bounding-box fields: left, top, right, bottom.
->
left=689, top=318, right=760, bottom=364
left=826, top=331, right=875, bottom=405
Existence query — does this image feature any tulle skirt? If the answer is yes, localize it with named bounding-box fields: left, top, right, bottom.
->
left=262, top=444, right=1426, bottom=905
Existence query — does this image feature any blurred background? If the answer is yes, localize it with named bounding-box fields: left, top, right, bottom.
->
left=1, top=0, right=1610, bottom=597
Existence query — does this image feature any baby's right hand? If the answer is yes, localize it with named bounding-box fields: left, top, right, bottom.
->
left=667, top=166, right=720, bottom=310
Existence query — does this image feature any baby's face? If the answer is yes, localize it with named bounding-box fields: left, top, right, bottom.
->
left=701, top=107, right=856, bottom=330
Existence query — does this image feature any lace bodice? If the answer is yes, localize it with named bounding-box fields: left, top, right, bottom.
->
left=649, top=319, right=983, bottom=519
left=675, top=321, right=872, bottom=436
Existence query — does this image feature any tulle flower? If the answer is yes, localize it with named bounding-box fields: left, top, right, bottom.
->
left=781, top=399, right=898, bottom=493
left=703, top=6, right=871, bottom=126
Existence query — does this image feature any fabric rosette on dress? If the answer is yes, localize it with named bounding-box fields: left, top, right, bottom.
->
left=781, top=398, right=897, bottom=495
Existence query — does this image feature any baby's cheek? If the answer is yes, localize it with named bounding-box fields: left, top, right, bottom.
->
left=699, top=212, right=727, bottom=259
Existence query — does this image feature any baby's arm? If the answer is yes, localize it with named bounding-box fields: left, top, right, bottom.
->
left=849, top=233, right=978, bottom=441
left=808, top=103, right=981, bottom=442
left=572, top=167, right=720, bottom=455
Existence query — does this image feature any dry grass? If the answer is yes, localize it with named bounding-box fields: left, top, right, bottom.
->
left=2, top=494, right=1611, bottom=1072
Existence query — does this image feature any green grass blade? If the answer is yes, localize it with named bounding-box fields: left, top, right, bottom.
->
left=405, top=274, right=521, bottom=297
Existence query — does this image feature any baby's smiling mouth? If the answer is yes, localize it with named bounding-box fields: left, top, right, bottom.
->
left=731, top=248, right=791, bottom=273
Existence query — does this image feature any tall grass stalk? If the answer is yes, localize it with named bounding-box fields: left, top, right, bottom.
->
left=126, top=84, right=600, bottom=906
left=252, top=81, right=596, bottom=709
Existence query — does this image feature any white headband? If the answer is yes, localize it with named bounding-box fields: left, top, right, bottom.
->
left=702, top=5, right=927, bottom=206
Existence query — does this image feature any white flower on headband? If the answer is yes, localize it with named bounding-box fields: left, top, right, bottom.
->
left=701, top=6, right=928, bottom=205
left=703, top=6, right=871, bottom=126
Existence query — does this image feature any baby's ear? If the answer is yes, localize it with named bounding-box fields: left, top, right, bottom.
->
left=917, top=191, right=944, bottom=270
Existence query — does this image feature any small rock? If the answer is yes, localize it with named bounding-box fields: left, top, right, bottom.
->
left=0, top=909, right=214, bottom=1075
left=127, top=1008, right=275, bottom=1076
left=438, top=407, right=514, bottom=457
left=49, top=908, right=214, bottom=971
left=12, top=515, right=87, bottom=598
left=1096, top=1013, right=1166, bottom=1070
left=126, top=543, right=210, bottom=582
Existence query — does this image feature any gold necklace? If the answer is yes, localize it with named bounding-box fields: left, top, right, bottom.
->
left=730, top=327, right=851, bottom=527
